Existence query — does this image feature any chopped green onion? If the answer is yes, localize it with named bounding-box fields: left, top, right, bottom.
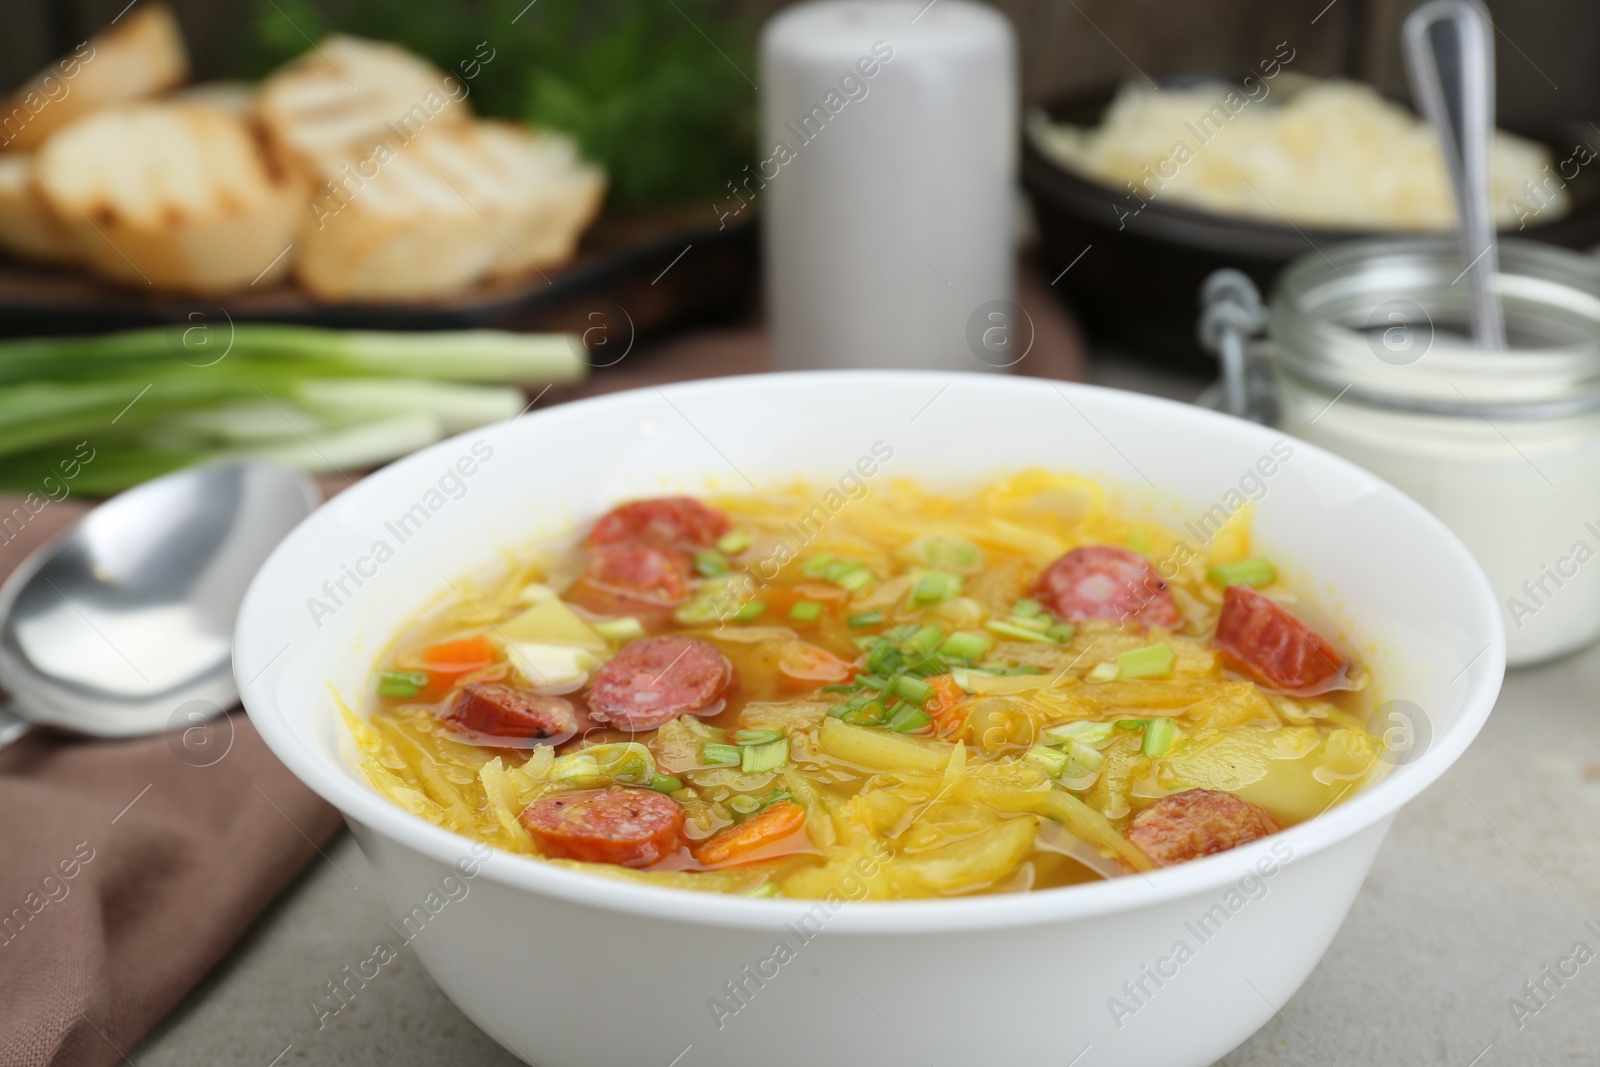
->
left=702, top=742, right=741, bottom=767
left=1012, top=598, right=1044, bottom=618
left=1024, top=745, right=1069, bottom=777
left=907, top=624, right=946, bottom=655
left=906, top=535, right=983, bottom=573
left=985, top=618, right=1055, bottom=643
left=732, top=600, right=768, bottom=622
left=741, top=739, right=790, bottom=774
left=1141, top=717, right=1180, bottom=757
left=801, top=554, right=836, bottom=578
left=848, top=610, right=886, bottom=628
left=865, top=643, right=904, bottom=676
left=789, top=600, right=824, bottom=622
left=377, top=669, right=429, bottom=698
left=1207, top=558, right=1278, bottom=589
left=911, top=570, right=962, bottom=604
left=1115, top=718, right=1146, bottom=731
left=1088, top=661, right=1121, bottom=682
left=840, top=700, right=886, bottom=725
left=733, top=729, right=784, bottom=746
left=855, top=673, right=892, bottom=691
left=888, top=705, right=932, bottom=733
left=592, top=617, right=645, bottom=641
left=1044, top=721, right=1118, bottom=747
left=835, top=565, right=876, bottom=594
left=1004, top=613, right=1053, bottom=634
left=1046, top=622, right=1077, bottom=643
left=693, top=550, right=731, bottom=577
left=891, top=675, right=934, bottom=706
left=649, top=773, right=684, bottom=793
left=851, top=634, right=884, bottom=651
left=1117, top=643, right=1175, bottom=679
left=939, top=631, right=994, bottom=660
left=716, top=530, right=752, bottom=555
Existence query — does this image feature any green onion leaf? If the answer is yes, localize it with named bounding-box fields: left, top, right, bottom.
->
left=1117, top=643, right=1175, bottom=679
left=733, top=729, right=784, bottom=746
left=716, top=530, right=752, bottom=555
left=1088, top=661, right=1121, bottom=682
left=910, top=570, right=962, bottom=604
left=848, top=610, right=886, bottom=628
left=732, top=600, right=768, bottom=623
left=377, top=670, right=429, bottom=698
left=1207, top=558, right=1278, bottom=589
left=789, top=600, right=824, bottom=622
left=939, top=631, right=994, bottom=660
left=891, top=675, right=935, bottom=706
left=693, top=551, right=731, bottom=577
left=701, top=742, right=742, bottom=766
left=592, top=617, right=645, bottom=641
left=1141, top=717, right=1180, bottom=757
left=985, top=618, right=1055, bottom=644
left=740, top=739, right=790, bottom=774
left=887, top=705, right=932, bottom=733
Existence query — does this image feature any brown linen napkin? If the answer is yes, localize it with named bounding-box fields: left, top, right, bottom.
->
left=0, top=498, right=344, bottom=1067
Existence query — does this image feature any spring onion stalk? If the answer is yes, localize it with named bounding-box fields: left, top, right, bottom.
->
left=377, top=670, right=429, bottom=698
left=907, top=624, right=946, bottom=655
left=888, top=705, right=932, bottom=733
left=986, top=618, right=1055, bottom=644
left=740, top=739, right=790, bottom=774
left=789, top=600, right=824, bottom=622
left=1117, top=643, right=1175, bottom=679
left=939, top=631, right=994, bottom=660
left=891, top=675, right=934, bottom=706
left=1088, top=661, right=1121, bottom=682
left=1141, top=717, right=1181, bottom=757
left=1207, top=558, right=1278, bottom=588
left=732, top=600, right=768, bottom=622
left=593, top=617, right=645, bottom=641
left=1115, top=718, right=1146, bottom=731
left=702, top=743, right=742, bottom=767
left=716, top=530, right=752, bottom=555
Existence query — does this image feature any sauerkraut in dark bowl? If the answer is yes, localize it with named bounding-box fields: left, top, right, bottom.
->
left=237, top=372, right=1504, bottom=1067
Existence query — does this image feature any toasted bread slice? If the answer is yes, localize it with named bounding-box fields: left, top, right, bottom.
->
left=256, top=35, right=469, bottom=176
left=0, top=154, right=78, bottom=263
left=35, top=102, right=306, bottom=293
left=296, top=120, right=604, bottom=301
left=0, top=4, right=188, bottom=152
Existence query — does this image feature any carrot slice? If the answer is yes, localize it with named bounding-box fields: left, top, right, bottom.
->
left=694, top=800, right=808, bottom=868
left=423, top=635, right=499, bottom=668
left=924, top=674, right=967, bottom=738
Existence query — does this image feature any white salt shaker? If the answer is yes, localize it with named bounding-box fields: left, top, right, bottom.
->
left=758, top=0, right=1017, bottom=372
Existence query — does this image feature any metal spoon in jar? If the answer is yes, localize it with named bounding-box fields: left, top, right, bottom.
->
left=0, top=462, right=318, bottom=750
left=1403, top=0, right=1508, bottom=350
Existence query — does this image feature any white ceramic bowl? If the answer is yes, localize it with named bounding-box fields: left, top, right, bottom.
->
left=236, top=372, right=1504, bottom=1067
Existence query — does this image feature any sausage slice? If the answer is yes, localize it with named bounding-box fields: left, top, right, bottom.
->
left=442, top=682, right=578, bottom=742
left=1212, top=584, right=1347, bottom=692
left=520, top=787, right=685, bottom=867
left=580, top=542, right=695, bottom=606
left=587, top=497, right=731, bottom=550
left=587, top=635, right=732, bottom=731
left=1128, top=788, right=1279, bottom=867
left=1033, top=545, right=1180, bottom=630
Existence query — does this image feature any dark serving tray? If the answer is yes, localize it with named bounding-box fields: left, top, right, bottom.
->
left=1022, top=75, right=1600, bottom=369
left=0, top=206, right=758, bottom=343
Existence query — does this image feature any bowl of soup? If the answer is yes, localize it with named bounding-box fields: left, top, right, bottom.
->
left=236, top=371, right=1504, bottom=1067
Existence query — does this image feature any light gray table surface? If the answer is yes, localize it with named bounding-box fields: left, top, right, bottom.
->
left=135, top=360, right=1600, bottom=1067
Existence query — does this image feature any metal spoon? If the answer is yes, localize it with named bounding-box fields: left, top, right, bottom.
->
left=1403, top=0, right=1508, bottom=349
left=0, top=462, right=318, bottom=749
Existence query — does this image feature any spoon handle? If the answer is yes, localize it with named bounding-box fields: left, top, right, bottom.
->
left=0, top=701, right=29, bottom=751
left=1403, top=0, right=1507, bottom=350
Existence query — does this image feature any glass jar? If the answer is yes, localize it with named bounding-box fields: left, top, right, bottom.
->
left=1261, top=236, right=1600, bottom=667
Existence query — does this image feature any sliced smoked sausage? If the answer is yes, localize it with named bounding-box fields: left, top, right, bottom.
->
left=1212, top=584, right=1347, bottom=692
left=1033, top=545, right=1180, bottom=630
left=1128, top=788, right=1279, bottom=867
left=587, top=497, right=730, bottom=550
left=580, top=542, right=695, bottom=606
left=520, top=787, right=685, bottom=867
left=442, top=682, right=578, bottom=741
left=586, top=635, right=732, bottom=731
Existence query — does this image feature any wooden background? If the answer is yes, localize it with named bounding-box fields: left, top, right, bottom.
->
left=0, top=0, right=1593, bottom=125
